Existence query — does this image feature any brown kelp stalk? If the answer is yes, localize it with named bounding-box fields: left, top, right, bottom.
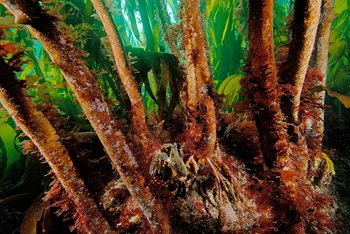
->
left=181, top=0, right=198, bottom=110
left=91, top=0, right=156, bottom=151
left=181, top=0, right=217, bottom=154
left=246, top=4, right=334, bottom=231
left=280, top=0, right=321, bottom=128
left=181, top=0, right=213, bottom=112
left=246, top=0, right=289, bottom=166
left=308, top=0, right=334, bottom=152
left=0, top=1, right=170, bottom=233
left=180, top=1, right=246, bottom=213
left=0, top=57, right=112, bottom=234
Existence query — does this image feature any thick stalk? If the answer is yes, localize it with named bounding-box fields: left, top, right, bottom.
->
left=280, top=0, right=321, bottom=126
left=202, top=96, right=217, bottom=154
left=247, top=0, right=290, bottom=166
left=0, top=1, right=170, bottom=233
left=308, top=0, right=334, bottom=152
left=181, top=0, right=217, bottom=153
left=0, top=58, right=112, bottom=234
left=90, top=0, right=154, bottom=148
left=181, top=0, right=212, bottom=112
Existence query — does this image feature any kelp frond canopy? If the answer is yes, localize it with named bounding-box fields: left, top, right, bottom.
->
left=0, top=0, right=340, bottom=233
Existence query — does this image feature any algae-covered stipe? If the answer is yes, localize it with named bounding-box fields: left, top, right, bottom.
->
left=0, top=0, right=349, bottom=233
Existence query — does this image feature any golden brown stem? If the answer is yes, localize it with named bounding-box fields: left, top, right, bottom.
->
left=201, top=96, right=217, bottom=154
left=312, top=0, right=334, bottom=76
left=0, top=1, right=170, bottom=232
left=0, top=58, right=112, bottom=234
left=181, top=0, right=217, bottom=154
left=246, top=0, right=290, bottom=166
left=181, top=0, right=212, bottom=112
left=308, top=0, right=334, bottom=152
left=90, top=0, right=152, bottom=145
left=280, top=0, right=322, bottom=126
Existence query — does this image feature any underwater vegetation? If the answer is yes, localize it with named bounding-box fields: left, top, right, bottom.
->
left=0, top=0, right=349, bottom=233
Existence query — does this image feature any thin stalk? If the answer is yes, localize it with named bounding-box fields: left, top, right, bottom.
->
left=0, top=57, right=112, bottom=234
left=0, top=1, right=170, bottom=232
left=91, top=0, right=158, bottom=152
left=136, top=0, right=155, bottom=52
left=155, top=0, right=181, bottom=58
